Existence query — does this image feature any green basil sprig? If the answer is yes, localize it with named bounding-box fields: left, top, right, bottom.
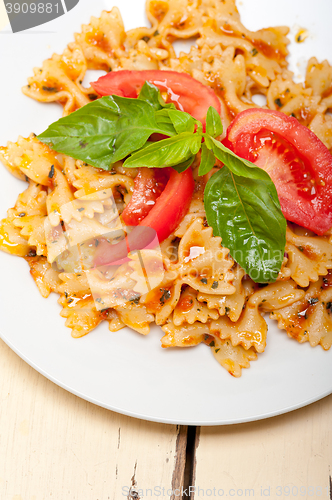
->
left=203, top=135, right=286, bottom=282
left=138, top=80, right=176, bottom=111
left=198, top=143, right=216, bottom=176
left=38, top=82, right=286, bottom=282
left=206, top=106, right=223, bottom=138
left=123, top=132, right=202, bottom=169
left=204, top=168, right=286, bottom=283
left=38, top=84, right=178, bottom=170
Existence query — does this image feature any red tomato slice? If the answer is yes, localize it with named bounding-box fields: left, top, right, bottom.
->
left=139, top=167, right=194, bottom=241
left=91, top=70, right=221, bottom=124
left=225, top=108, right=332, bottom=235
left=122, top=167, right=169, bottom=226
left=94, top=168, right=194, bottom=266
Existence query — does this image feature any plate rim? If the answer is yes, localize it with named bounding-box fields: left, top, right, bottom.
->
left=1, top=330, right=331, bottom=426
left=1, top=0, right=332, bottom=427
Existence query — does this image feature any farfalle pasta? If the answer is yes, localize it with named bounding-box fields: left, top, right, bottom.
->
left=1, top=0, right=332, bottom=377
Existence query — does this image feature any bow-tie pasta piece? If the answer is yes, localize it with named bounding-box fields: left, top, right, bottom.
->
left=107, top=309, right=126, bottom=333
left=58, top=293, right=107, bottom=338
left=160, top=319, right=257, bottom=376
left=145, top=0, right=203, bottom=58
left=74, top=8, right=126, bottom=72
left=46, top=226, right=79, bottom=272
left=0, top=134, right=60, bottom=185
left=60, top=156, right=79, bottom=187
left=22, top=44, right=90, bottom=116
left=197, top=266, right=249, bottom=322
left=210, top=301, right=267, bottom=353
left=267, top=76, right=322, bottom=127
left=271, top=272, right=332, bottom=350
left=285, top=226, right=332, bottom=287
left=8, top=181, right=47, bottom=218
left=254, top=280, right=305, bottom=313
left=276, top=255, right=292, bottom=281
left=0, top=181, right=48, bottom=257
left=26, top=256, right=62, bottom=298
left=143, top=218, right=237, bottom=326
left=324, top=226, right=332, bottom=245
left=173, top=286, right=219, bottom=325
left=73, top=166, right=134, bottom=205
left=210, top=280, right=305, bottom=353
left=305, top=57, right=332, bottom=98
left=309, top=112, right=332, bottom=151
left=57, top=272, right=132, bottom=337
left=60, top=199, right=106, bottom=225
left=63, top=217, right=119, bottom=249
left=0, top=217, right=31, bottom=257
left=128, top=250, right=165, bottom=297
left=161, top=319, right=209, bottom=347
left=210, top=337, right=257, bottom=378
left=85, top=265, right=143, bottom=310
left=76, top=8, right=165, bottom=74
left=177, top=218, right=235, bottom=295
left=142, top=278, right=183, bottom=326
left=113, top=304, right=155, bottom=335
left=203, top=46, right=250, bottom=116
left=47, top=168, right=75, bottom=227
left=58, top=271, right=91, bottom=297
left=173, top=199, right=206, bottom=239
left=13, top=215, right=47, bottom=256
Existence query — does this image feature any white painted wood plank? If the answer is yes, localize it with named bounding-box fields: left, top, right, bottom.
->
left=194, top=396, right=332, bottom=499
left=0, top=339, right=186, bottom=500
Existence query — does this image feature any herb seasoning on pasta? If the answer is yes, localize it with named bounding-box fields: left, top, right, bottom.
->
left=1, top=0, right=332, bottom=377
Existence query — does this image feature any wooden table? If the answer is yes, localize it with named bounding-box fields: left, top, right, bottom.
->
left=1, top=338, right=331, bottom=500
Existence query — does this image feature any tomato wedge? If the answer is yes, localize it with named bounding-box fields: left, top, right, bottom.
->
left=139, top=168, right=194, bottom=241
left=122, top=168, right=169, bottom=226
left=225, top=108, right=332, bottom=235
left=91, top=70, right=221, bottom=124
left=94, top=168, right=194, bottom=266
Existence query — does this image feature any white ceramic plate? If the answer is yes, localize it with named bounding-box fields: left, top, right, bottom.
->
left=0, top=0, right=332, bottom=426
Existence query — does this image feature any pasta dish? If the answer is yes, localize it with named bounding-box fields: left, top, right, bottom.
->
left=1, top=0, right=332, bottom=377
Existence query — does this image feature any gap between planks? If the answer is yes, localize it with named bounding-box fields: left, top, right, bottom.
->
left=127, top=425, right=199, bottom=500
left=163, top=398, right=332, bottom=500
left=172, top=425, right=199, bottom=500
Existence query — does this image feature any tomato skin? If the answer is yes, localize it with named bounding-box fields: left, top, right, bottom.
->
left=91, top=70, right=221, bottom=124
left=122, top=168, right=169, bottom=226
left=226, top=108, right=332, bottom=235
left=94, top=168, right=194, bottom=267
left=139, top=167, right=194, bottom=242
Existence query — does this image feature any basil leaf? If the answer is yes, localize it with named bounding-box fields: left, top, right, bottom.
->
left=123, top=132, right=202, bottom=168
left=38, top=95, right=176, bottom=170
left=157, top=108, right=196, bottom=134
left=206, top=136, right=285, bottom=212
left=198, top=143, right=216, bottom=176
left=139, top=82, right=177, bottom=135
left=138, top=81, right=175, bottom=111
left=154, top=110, right=177, bottom=137
left=139, top=82, right=196, bottom=134
left=206, top=107, right=223, bottom=138
left=172, top=155, right=196, bottom=173
left=205, top=167, right=286, bottom=283
left=206, top=136, right=271, bottom=180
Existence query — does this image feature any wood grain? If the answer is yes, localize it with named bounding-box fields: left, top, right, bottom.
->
left=171, top=425, right=188, bottom=500
left=2, top=332, right=332, bottom=500
left=0, top=339, right=185, bottom=500
left=194, top=395, right=332, bottom=499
